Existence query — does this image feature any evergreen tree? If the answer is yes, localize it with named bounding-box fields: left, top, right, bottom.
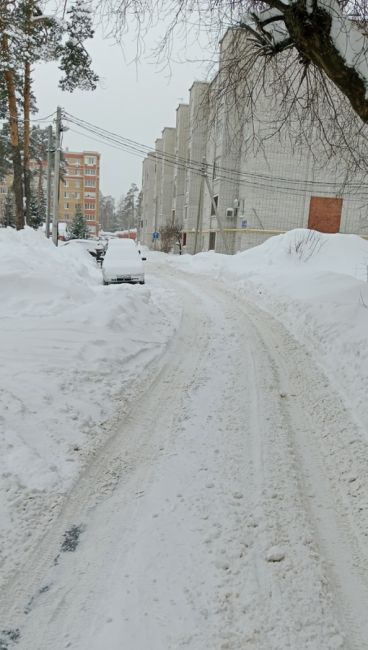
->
left=2, top=190, right=15, bottom=228
left=117, top=183, right=139, bottom=231
left=69, top=206, right=89, bottom=239
left=37, top=187, right=46, bottom=224
left=99, top=193, right=116, bottom=231
left=0, top=0, right=98, bottom=230
left=28, top=192, right=43, bottom=229
left=0, top=123, right=12, bottom=181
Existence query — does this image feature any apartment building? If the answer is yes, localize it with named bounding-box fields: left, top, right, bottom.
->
left=141, top=153, right=156, bottom=247
left=59, top=150, right=101, bottom=236
left=142, top=30, right=367, bottom=255
left=183, top=82, right=210, bottom=253
left=159, top=128, right=176, bottom=225
left=172, top=104, right=189, bottom=226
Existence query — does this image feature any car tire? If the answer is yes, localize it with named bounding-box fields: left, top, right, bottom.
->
left=103, top=280, right=108, bottom=285
left=139, top=280, right=145, bottom=285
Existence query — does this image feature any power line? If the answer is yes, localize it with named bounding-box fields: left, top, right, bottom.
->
left=62, top=110, right=368, bottom=198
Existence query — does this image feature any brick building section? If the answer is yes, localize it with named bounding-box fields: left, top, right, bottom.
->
left=308, top=197, right=343, bottom=233
left=59, top=150, right=101, bottom=236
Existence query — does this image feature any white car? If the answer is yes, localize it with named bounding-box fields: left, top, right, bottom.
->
left=102, top=239, right=145, bottom=285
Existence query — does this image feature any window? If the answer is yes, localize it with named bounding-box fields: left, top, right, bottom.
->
left=66, top=203, right=70, bottom=209
left=85, top=169, right=96, bottom=175
left=84, top=156, right=96, bottom=165
left=85, top=191, right=96, bottom=199
left=85, top=179, right=96, bottom=187
left=64, top=192, right=69, bottom=199
left=85, top=202, right=95, bottom=210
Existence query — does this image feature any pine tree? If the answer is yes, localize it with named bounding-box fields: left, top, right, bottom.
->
left=2, top=190, right=16, bottom=228
left=0, top=0, right=98, bottom=230
left=69, top=206, right=89, bottom=239
left=28, top=192, right=43, bottom=229
left=117, top=183, right=139, bottom=231
left=37, top=187, right=46, bottom=223
left=99, top=193, right=116, bottom=231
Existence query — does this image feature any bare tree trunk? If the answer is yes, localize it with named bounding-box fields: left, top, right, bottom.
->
left=2, top=35, right=24, bottom=229
left=23, top=60, right=31, bottom=226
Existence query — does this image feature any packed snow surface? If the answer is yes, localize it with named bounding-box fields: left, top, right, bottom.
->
left=167, top=228, right=368, bottom=429
left=1, top=227, right=368, bottom=650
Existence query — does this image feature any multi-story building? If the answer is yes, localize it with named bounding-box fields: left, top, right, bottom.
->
left=183, top=82, right=210, bottom=253
left=172, top=104, right=189, bottom=226
left=142, top=30, right=368, bottom=255
left=59, top=150, right=101, bottom=236
left=159, top=127, right=176, bottom=226
left=141, top=152, right=156, bottom=247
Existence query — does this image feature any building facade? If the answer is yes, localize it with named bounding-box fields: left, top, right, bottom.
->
left=141, top=31, right=368, bottom=255
left=59, top=150, right=101, bottom=236
left=172, top=104, right=189, bottom=226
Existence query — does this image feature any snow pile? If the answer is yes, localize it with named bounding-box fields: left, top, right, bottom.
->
left=0, top=228, right=180, bottom=582
left=168, top=229, right=368, bottom=428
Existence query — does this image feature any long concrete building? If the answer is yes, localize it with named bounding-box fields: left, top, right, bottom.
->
left=141, top=29, right=368, bottom=254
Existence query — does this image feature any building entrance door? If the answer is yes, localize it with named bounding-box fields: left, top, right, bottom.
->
left=209, top=231, right=216, bottom=250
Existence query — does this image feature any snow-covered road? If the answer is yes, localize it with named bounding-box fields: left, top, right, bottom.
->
left=2, top=265, right=368, bottom=650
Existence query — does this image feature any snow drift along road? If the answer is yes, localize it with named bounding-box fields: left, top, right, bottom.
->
left=0, top=228, right=180, bottom=586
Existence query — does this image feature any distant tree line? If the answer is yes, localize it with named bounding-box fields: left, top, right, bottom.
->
left=1, top=124, right=48, bottom=229
left=99, top=183, right=142, bottom=233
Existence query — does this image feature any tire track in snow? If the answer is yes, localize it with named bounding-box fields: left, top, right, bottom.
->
left=2, top=269, right=368, bottom=649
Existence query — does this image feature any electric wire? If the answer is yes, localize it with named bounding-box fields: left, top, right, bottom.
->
left=63, top=110, right=365, bottom=191
left=62, top=110, right=368, bottom=199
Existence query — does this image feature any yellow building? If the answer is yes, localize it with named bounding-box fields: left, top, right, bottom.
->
left=59, top=150, right=101, bottom=236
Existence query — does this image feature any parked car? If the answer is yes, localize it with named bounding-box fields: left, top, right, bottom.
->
left=62, top=239, right=107, bottom=259
left=102, top=239, right=145, bottom=285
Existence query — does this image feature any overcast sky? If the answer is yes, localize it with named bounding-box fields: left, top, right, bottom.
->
left=33, top=22, right=211, bottom=202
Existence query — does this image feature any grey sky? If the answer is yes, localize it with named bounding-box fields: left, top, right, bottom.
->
left=33, top=25, right=210, bottom=202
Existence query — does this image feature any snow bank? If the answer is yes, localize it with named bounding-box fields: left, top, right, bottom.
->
left=168, top=229, right=368, bottom=429
left=0, top=228, right=180, bottom=582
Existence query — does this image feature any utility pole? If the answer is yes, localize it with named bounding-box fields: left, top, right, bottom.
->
left=46, top=124, right=53, bottom=238
left=52, top=106, right=62, bottom=246
left=202, top=159, right=229, bottom=254
left=153, top=195, right=158, bottom=251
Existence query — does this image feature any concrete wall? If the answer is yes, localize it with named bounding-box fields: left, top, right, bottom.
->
left=173, top=104, right=189, bottom=226
left=159, top=127, right=176, bottom=227
left=183, top=81, right=210, bottom=254
left=141, top=153, right=156, bottom=247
